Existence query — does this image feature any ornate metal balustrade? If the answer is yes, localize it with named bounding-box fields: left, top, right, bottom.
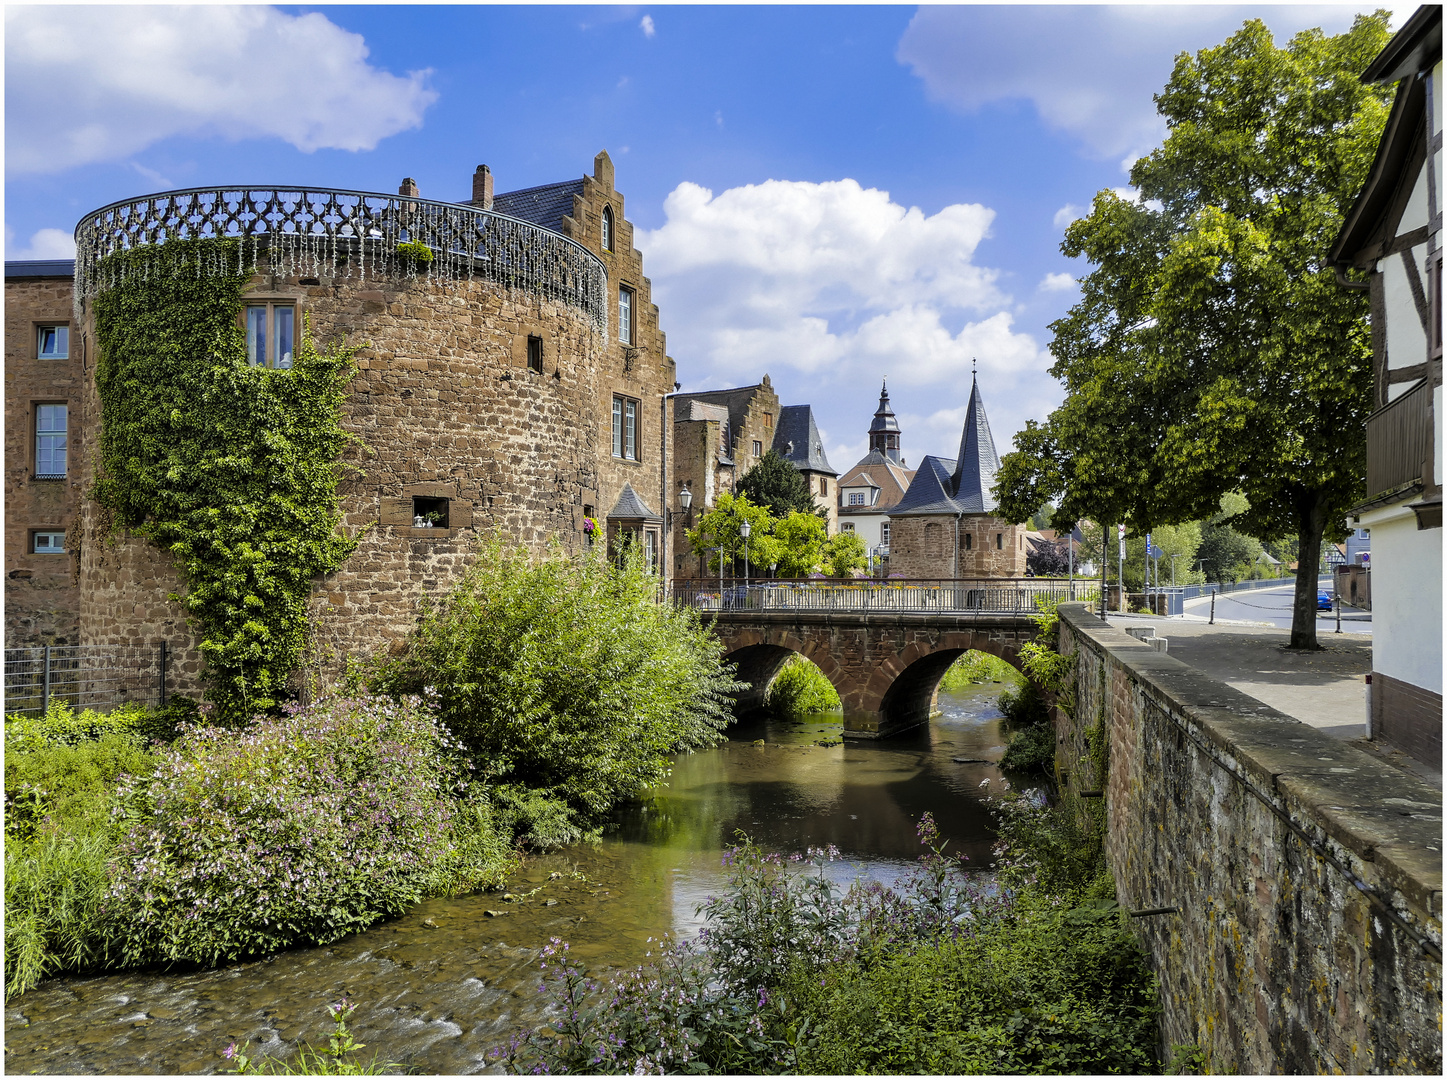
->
left=73, top=186, right=608, bottom=334
left=670, top=577, right=1099, bottom=615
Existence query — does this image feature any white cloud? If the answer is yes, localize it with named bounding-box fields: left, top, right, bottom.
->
left=1053, top=204, right=1084, bottom=230
left=7, top=227, right=77, bottom=260
left=5, top=6, right=437, bottom=175
left=638, top=178, right=1057, bottom=464
left=897, top=5, right=1408, bottom=163
left=1039, top=273, right=1076, bottom=293
left=640, top=14, right=656, bottom=38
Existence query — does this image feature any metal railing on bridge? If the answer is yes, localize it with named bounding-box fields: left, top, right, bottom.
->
left=4, top=643, right=169, bottom=718
left=670, top=578, right=1100, bottom=616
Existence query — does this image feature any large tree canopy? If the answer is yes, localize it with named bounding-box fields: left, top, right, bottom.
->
left=996, top=14, right=1392, bottom=648
left=737, top=449, right=823, bottom=518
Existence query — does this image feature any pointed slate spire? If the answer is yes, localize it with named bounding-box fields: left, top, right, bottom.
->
left=950, top=373, right=1001, bottom=513
left=867, top=380, right=902, bottom=463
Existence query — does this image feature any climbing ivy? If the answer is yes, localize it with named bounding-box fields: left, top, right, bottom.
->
left=91, top=238, right=361, bottom=720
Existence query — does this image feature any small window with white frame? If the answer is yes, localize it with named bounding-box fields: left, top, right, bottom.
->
left=618, top=287, right=634, bottom=346
left=612, top=395, right=640, bottom=460
left=245, top=302, right=295, bottom=369
left=602, top=206, right=615, bottom=252
left=848, top=491, right=866, bottom=506
left=880, top=521, right=890, bottom=546
left=841, top=522, right=855, bottom=533
left=32, top=530, right=66, bottom=554
left=34, top=404, right=67, bottom=478
left=38, top=324, right=69, bottom=359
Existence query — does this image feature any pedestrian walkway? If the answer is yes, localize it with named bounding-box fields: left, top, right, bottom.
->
left=1102, top=612, right=1439, bottom=788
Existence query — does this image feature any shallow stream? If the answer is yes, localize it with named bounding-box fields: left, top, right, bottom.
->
left=4, top=684, right=1017, bottom=1075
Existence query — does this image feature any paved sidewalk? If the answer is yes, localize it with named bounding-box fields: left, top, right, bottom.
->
left=1102, top=613, right=1440, bottom=788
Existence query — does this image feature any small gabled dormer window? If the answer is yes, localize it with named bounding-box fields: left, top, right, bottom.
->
left=602, top=207, right=615, bottom=252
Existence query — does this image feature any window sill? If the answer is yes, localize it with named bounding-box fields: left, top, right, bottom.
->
left=611, top=456, right=644, bottom=466
left=30, top=474, right=67, bottom=482
left=397, top=525, right=462, bottom=538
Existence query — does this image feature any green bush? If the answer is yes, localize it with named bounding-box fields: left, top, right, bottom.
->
left=373, top=538, right=743, bottom=821
left=103, top=693, right=514, bottom=967
left=4, top=697, right=195, bottom=754
left=998, top=680, right=1050, bottom=728
left=939, top=650, right=1021, bottom=693
left=765, top=655, right=841, bottom=719
left=1000, top=721, right=1056, bottom=773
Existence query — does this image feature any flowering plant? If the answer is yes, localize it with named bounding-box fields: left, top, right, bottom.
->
left=582, top=516, right=599, bottom=534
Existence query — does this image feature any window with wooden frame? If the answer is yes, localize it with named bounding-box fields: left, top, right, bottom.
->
left=612, top=395, right=640, bottom=460
left=244, top=302, right=295, bottom=368
left=37, top=324, right=69, bottom=359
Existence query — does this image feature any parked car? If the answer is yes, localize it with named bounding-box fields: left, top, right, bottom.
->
left=1317, top=589, right=1334, bottom=611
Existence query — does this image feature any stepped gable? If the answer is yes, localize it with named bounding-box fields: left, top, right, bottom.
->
left=673, top=383, right=767, bottom=460
left=892, top=374, right=1003, bottom=515
left=490, top=179, right=587, bottom=233
left=606, top=482, right=661, bottom=522
left=773, top=404, right=837, bottom=475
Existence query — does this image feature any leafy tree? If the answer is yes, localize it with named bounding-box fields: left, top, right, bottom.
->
left=1197, top=496, right=1265, bottom=584
left=1121, top=521, right=1204, bottom=590
left=373, top=537, right=742, bottom=821
left=823, top=530, right=868, bottom=578
left=738, top=449, right=822, bottom=518
left=686, top=492, right=779, bottom=575
left=1026, top=538, right=1071, bottom=577
left=995, top=15, right=1392, bottom=648
left=773, top=512, right=828, bottom=577
left=1028, top=503, right=1056, bottom=531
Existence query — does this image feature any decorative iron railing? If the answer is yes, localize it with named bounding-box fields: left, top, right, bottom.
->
left=3, top=643, right=169, bottom=718
left=1365, top=379, right=1431, bottom=499
left=670, top=578, right=1100, bottom=615
left=73, top=186, right=609, bottom=334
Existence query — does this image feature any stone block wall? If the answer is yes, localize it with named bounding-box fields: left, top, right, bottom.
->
left=75, top=255, right=631, bottom=697
left=1056, top=604, right=1442, bottom=1073
left=5, top=274, right=82, bottom=646
left=888, top=513, right=1027, bottom=578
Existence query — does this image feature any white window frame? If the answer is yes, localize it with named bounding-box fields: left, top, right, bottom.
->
left=880, top=521, right=890, bottom=546
left=619, top=287, right=634, bottom=346
left=613, top=395, right=639, bottom=460
left=245, top=302, right=296, bottom=369
left=35, top=403, right=67, bottom=478
left=848, top=491, right=866, bottom=506
left=32, top=530, right=66, bottom=554
left=37, top=324, right=69, bottom=359
left=602, top=206, right=615, bottom=252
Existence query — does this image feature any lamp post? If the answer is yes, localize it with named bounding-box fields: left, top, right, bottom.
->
left=666, top=485, right=693, bottom=596
left=1170, top=553, right=1181, bottom=587
left=741, top=518, right=751, bottom=598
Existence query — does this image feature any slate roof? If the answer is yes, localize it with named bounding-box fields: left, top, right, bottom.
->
left=5, top=259, right=75, bottom=278
left=868, top=381, right=900, bottom=435
left=891, top=375, right=1002, bottom=516
left=490, top=180, right=585, bottom=234
left=606, top=482, right=662, bottom=522
left=773, top=405, right=836, bottom=476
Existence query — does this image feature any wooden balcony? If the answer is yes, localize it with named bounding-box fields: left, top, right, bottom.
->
left=1365, top=378, right=1432, bottom=499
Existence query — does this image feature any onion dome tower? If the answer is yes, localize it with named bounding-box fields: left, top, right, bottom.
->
left=868, top=381, right=903, bottom=464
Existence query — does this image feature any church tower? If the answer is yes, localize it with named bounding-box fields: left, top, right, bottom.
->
left=867, top=381, right=903, bottom=465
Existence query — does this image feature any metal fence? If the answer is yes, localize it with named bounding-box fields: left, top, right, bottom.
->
left=4, top=643, right=168, bottom=718
left=670, top=578, right=1100, bottom=615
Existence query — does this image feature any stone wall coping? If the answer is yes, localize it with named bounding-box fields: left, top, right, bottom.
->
left=708, top=609, right=1036, bottom=631
left=1059, top=603, right=1443, bottom=922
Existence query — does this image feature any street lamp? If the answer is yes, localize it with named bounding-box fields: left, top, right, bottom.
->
left=741, top=518, right=752, bottom=596
left=1170, top=553, right=1182, bottom=587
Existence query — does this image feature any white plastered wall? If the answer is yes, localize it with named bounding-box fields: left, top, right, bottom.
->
left=1361, top=502, right=1443, bottom=694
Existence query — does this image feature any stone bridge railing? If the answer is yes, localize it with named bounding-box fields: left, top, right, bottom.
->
left=671, top=577, right=1098, bottom=616
left=1054, top=603, right=1441, bottom=1074
left=72, top=186, right=609, bottom=332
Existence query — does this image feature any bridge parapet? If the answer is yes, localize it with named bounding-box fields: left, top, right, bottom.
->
left=672, top=577, right=1097, bottom=616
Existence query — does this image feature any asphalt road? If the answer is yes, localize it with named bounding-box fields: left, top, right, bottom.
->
left=1182, top=578, right=1372, bottom=634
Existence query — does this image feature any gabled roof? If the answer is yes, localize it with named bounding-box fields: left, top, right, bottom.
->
left=1361, top=4, right=1441, bottom=85
left=676, top=400, right=730, bottom=423
left=892, top=374, right=1003, bottom=516
left=843, top=473, right=883, bottom=490
left=773, top=404, right=836, bottom=476
left=838, top=453, right=915, bottom=510
left=673, top=382, right=769, bottom=459
left=5, top=259, right=75, bottom=279
left=605, top=482, right=662, bottom=522
left=491, top=179, right=585, bottom=234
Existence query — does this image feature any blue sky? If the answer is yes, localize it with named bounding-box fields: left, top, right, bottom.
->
left=5, top=3, right=1410, bottom=472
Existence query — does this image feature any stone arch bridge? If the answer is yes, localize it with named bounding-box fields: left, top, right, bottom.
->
left=711, top=609, right=1037, bottom=737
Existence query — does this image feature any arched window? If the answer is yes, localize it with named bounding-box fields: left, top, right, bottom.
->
left=601, top=207, right=614, bottom=252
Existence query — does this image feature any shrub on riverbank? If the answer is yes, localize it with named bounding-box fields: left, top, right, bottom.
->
left=373, top=538, right=743, bottom=827
left=104, top=693, right=514, bottom=967
left=938, top=650, right=1021, bottom=692
left=765, top=654, right=841, bottom=718
left=501, top=804, right=1160, bottom=1074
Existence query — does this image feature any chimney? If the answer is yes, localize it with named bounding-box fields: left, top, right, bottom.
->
left=472, top=165, right=494, bottom=210
left=399, top=177, right=420, bottom=198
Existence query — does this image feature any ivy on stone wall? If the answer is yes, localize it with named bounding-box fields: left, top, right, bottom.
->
left=91, top=238, right=361, bottom=719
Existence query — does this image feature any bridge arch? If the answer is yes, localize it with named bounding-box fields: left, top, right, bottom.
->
left=716, top=618, right=1031, bottom=736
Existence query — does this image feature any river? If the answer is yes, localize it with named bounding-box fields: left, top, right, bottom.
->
left=4, top=682, right=1020, bottom=1075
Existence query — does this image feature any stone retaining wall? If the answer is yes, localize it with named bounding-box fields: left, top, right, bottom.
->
left=1055, top=603, right=1441, bottom=1074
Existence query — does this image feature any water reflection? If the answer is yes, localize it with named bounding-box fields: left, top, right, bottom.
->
left=3, top=685, right=1013, bottom=1076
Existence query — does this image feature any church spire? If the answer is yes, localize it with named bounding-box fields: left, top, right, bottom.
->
left=951, top=371, right=1001, bottom=512
left=868, top=380, right=902, bottom=464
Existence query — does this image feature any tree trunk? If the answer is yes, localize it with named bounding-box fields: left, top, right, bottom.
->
left=1289, top=496, right=1330, bottom=650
